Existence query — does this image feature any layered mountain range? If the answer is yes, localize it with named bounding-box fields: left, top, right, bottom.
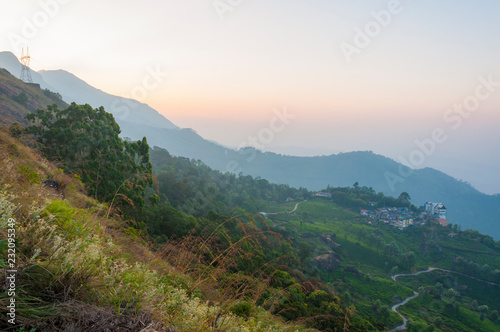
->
left=1, top=51, right=498, bottom=239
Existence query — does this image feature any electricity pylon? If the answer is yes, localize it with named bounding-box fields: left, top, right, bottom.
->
left=20, top=47, right=33, bottom=83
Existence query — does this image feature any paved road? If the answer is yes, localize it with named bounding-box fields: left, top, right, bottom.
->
left=388, top=267, right=441, bottom=332
left=389, top=266, right=500, bottom=331
left=389, top=291, right=419, bottom=331
left=259, top=200, right=306, bottom=216
left=289, top=201, right=305, bottom=213
left=391, top=267, right=440, bottom=282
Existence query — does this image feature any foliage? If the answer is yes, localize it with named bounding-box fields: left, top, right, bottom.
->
left=325, top=184, right=420, bottom=212
left=230, top=301, right=253, bottom=318
left=42, top=88, right=62, bottom=101
left=16, top=164, right=41, bottom=184
left=25, top=103, right=152, bottom=209
left=144, top=147, right=500, bottom=331
left=12, top=92, right=28, bottom=107
left=149, top=147, right=310, bottom=217
left=398, top=192, right=411, bottom=202
left=139, top=204, right=197, bottom=240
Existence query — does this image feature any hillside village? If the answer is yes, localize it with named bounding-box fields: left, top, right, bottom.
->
left=359, top=201, right=448, bottom=230
left=311, top=191, right=449, bottom=230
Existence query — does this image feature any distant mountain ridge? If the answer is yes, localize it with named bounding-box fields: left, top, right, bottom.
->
left=38, top=69, right=178, bottom=130
left=0, top=51, right=499, bottom=239
left=0, top=52, right=178, bottom=131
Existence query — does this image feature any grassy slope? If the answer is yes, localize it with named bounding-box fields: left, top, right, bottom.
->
left=0, top=128, right=312, bottom=331
left=261, top=198, right=500, bottom=331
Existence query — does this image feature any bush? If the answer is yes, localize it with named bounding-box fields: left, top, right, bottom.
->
left=230, top=301, right=253, bottom=318
left=12, top=92, right=28, bottom=106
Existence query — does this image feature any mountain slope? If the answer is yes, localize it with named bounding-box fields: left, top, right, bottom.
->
left=0, top=68, right=67, bottom=126
left=38, top=69, right=178, bottom=130
left=212, top=150, right=500, bottom=238
left=0, top=128, right=305, bottom=332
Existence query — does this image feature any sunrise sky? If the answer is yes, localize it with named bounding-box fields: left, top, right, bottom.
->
left=1, top=0, right=500, bottom=193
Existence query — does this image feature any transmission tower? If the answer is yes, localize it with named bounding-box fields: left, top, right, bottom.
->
left=19, top=47, right=33, bottom=83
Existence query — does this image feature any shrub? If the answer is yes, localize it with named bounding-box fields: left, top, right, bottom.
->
left=17, top=165, right=41, bottom=185
left=12, top=92, right=28, bottom=106
left=230, top=301, right=253, bottom=319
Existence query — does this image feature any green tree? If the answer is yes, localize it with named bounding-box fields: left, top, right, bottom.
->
left=398, top=192, right=411, bottom=202
left=13, top=92, right=28, bottom=106
left=42, top=88, right=62, bottom=100
left=488, top=310, right=499, bottom=322
left=26, top=103, right=152, bottom=207
left=380, top=305, right=390, bottom=323
left=373, top=299, right=382, bottom=311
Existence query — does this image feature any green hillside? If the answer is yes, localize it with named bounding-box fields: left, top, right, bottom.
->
left=141, top=144, right=500, bottom=331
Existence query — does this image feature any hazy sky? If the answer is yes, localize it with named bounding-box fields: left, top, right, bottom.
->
left=1, top=0, right=500, bottom=194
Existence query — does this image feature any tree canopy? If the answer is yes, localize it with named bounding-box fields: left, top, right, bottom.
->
left=26, top=103, right=152, bottom=208
left=398, top=192, right=411, bottom=202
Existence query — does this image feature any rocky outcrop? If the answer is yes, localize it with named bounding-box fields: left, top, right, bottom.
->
left=344, top=265, right=361, bottom=278
left=312, top=252, right=341, bottom=272
left=319, top=233, right=341, bottom=249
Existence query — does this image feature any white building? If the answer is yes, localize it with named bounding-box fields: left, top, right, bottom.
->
left=424, top=202, right=447, bottom=220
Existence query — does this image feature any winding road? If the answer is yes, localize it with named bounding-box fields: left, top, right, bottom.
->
left=261, top=199, right=500, bottom=331
left=388, top=267, right=441, bottom=332
left=389, top=292, right=419, bottom=331
left=391, top=267, right=441, bottom=282
left=289, top=201, right=304, bottom=213
left=259, top=200, right=306, bottom=216
left=388, top=267, right=500, bottom=331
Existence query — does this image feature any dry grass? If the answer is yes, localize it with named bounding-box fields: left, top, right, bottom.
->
left=0, top=127, right=95, bottom=214
left=16, top=300, right=174, bottom=332
left=0, top=127, right=314, bottom=331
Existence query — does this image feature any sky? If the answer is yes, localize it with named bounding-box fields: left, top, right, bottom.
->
left=1, top=0, right=500, bottom=194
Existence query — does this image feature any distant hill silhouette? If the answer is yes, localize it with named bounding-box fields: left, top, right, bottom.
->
left=38, top=69, right=178, bottom=130
left=1, top=51, right=498, bottom=239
